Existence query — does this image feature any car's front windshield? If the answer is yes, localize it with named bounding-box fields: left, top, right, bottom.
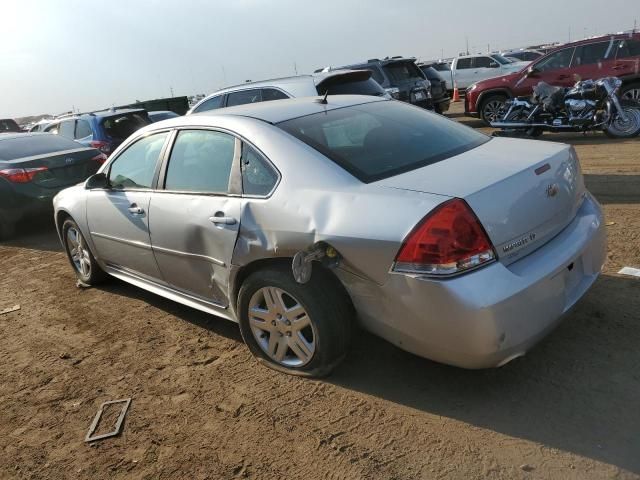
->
left=277, top=100, right=489, bottom=183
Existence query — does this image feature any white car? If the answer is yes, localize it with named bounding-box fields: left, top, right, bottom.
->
left=451, top=54, right=529, bottom=90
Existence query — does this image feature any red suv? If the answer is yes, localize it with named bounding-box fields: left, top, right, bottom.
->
left=466, top=33, right=640, bottom=124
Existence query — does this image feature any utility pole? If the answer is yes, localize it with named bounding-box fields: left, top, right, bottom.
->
left=568, top=26, right=571, bottom=42
left=465, top=36, right=469, bottom=55
left=170, top=86, right=174, bottom=98
left=294, top=61, right=298, bottom=75
left=487, top=43, right=490, bottom=53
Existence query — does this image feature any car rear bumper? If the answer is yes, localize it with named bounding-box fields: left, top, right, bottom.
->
left=344, top=193, right=606, bottom=369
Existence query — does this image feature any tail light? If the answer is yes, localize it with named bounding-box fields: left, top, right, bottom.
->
left=90, top=140, right=111, bottom=154
left=385, top=87, right=401, bottom=99
left=92, top=153, right=108, bottom=165
left=393, top=198, right=496, bottom=276
left=0, top=167, right=48, bottom=183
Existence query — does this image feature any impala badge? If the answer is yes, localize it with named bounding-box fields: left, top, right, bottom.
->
left=546, top=183, right=559, bottom=198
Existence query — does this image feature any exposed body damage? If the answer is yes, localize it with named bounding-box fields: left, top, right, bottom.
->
left=53, top=96, right=606, bottom=372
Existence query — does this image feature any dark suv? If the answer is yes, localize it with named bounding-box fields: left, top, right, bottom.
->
left=418, top=64, right=451, bottom=113
left=336, top=57, right=433, bottom=109
left=466, top=33, right=640, bottom=124
left=45, top=109, right=151, bottom=156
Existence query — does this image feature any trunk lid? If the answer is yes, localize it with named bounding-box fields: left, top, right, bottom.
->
left=13, top=148, right=101, bottom=189
left=377, top=138, right=585, bottom=265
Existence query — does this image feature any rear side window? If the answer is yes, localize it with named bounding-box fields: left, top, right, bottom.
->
left=278, top=101, right=488, bottom=183
left=75, top=120, right=92, bottom=139
left=262, top=88, right=289, bottom=101
left=108, top=133, right=168, bottom=189
left=226, top=89, right=262, bottom=107
left=382, top=62, right=425, bottom=82
left=456, top=58, right=473, bottom=69
left=165, top=130, right=235, bottom=193
left=241, top=143, right=278, bottom=196
left=59, top=120, right=75, bottom=138
left=101, top=113, right=150, bottom=140
left=0, top=135, right=82, bottom=161
left=574, top=41, right=615, bottom=66
left=535, top=48, right=575, bottom=71
left=193, top=95, right=224, bottom=113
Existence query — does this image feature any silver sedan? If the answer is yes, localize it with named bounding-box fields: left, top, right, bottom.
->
left=53, top=95, right=606, bottom=376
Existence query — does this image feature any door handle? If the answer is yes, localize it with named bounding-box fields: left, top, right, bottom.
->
left=209, top=215, right=237, bottom=225
left=557, top=74, right=570, bottom=79
left=128, top=204, right=145, bottom=215
left=613, top=65, right=629, bottom=70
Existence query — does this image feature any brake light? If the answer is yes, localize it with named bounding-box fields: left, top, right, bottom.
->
left=393, top=198, right=496, bottom=276
left=90, top=141, right=111, bottom=154
left=0, top=167, right=48, bottom=183
left=92, top=153, right=108, bottom=164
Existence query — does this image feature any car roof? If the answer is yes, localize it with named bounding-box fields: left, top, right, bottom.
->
left=546, top=32, right=640, bottom=51
left=190, top=95, right=385, bottom=125
left=208, top=69, right=372, bottom=96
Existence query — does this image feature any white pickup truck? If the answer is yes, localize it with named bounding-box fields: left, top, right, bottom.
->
left=451, top=54, right=529, bottom=90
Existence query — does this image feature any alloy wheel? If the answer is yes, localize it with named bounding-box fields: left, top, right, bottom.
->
left=248, top=286, right=316, bottom=367
left=483, top=100, right=506, bottom=123
left=66, top=227, right=91, bottom=278
left=622, top=88, right=640, bottom=103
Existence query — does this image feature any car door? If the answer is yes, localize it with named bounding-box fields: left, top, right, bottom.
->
left=570, top=39, right=618, bottom=82
left=453, top=58, right=473, bottom=89
left=87, top=131, right=170, bottom=280
left=512, top=47, right=577, bottom=96
left=148, top=129, right=242, bottom=307
left=613, top=38, right=640, bottom=79
left=472, top=56, right=501, bottom=82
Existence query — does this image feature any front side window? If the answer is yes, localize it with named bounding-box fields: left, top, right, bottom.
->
left=75, top=120, right=92, bottom=139
left=278, top=101, right=488, bottom=183
left=573, top=41, right=615, bottom=66
left=165, top=130, right=235, bottom=193
left=490, top=54, right=512, bottom=65
left=45, top=123, right=60, bottom=134
left=193, top=95, right=224, bottom=113
left=241, top=143, right=278, bottom=196
left=108, top=132, right=168, bottom=189
left=535, top=48, right=575, bottom=71
left=226, top=89, right=262, bottom=107
left=475, top=57, right=496, bottom=68
left=615, top=39, right=640, bottom=59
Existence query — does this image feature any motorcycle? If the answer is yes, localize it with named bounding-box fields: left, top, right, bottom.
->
left=490, top=76, right=640, bottom=138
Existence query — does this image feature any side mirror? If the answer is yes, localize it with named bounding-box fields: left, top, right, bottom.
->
left=526, top=66, right=540, bottom=77
left=489, top=62, right=499, bottom=68
left=85, top=172, right=109, bottom=189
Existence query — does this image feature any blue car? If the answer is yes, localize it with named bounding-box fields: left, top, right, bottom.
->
left=44, top=109, right=151, bottom=156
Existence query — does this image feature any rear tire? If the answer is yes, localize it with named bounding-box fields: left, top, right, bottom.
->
left=604, top=100, right=640, bottom=138
left=62, top=218, right=107, bottom=285
left=237, top=264, right=353, bottom=377
left=480, top=94, right=508, bottom=125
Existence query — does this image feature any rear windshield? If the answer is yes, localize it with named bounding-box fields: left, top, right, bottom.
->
left=316, top=77, right=386, bottom=97
left=0, top=119, right=21, bottom=132
left=0, top=134, right=82, bottom=161
left=100, top=113, right=150, bottom=140
left=382, top=62, right=425, bottom=83
left=278, top=100, right=488, bottom=183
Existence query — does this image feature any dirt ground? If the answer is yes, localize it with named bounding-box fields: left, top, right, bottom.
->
left=1, top=102, right=639, bottom=480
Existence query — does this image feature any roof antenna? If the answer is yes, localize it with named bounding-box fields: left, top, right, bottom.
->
left=318, top=90, right=329, bottom=104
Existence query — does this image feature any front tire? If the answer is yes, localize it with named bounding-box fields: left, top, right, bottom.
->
left=62, top=218, right=107, bottom=285
left=621, top=82, right=640, bottom=104
left=237, top=264, right=352, bottom=377
left=480, top=94, right=508, bottom=125
left=604, top=100, right=640, bottom=138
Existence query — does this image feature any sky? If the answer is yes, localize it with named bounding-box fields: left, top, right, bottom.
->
left=1, top=0, right=637, bottom=118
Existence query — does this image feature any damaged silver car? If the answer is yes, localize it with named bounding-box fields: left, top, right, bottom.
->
left=54, top=95, right=606, bottom=376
